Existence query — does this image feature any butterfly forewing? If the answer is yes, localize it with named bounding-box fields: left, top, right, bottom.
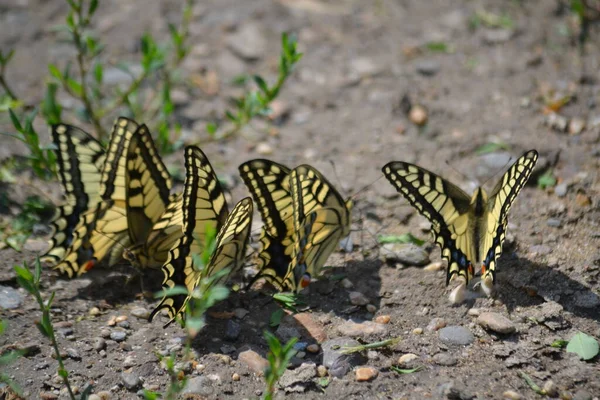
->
left=480, top=150, right=538, bottom=282
left=42, top=124, right=105, bottom=265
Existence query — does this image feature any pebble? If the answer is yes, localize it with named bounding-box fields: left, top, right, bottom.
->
left=546, top=218, right=562, bottom=228
left=234, top=308, right=249, bottom=319
left=120, top=372, right=141, bottom=391
left=238, top=349, right=268, bottom=376
left=117, top=320, right=130, bottom=329
left=317, top=365, right=328, bottom=377
left=529, top=244, right=552, bottom=256
left=225, top=320, right=241, bottom=341
left=226, top=23, right=267, bottom=61
left=340, top=278, right=354, bottom=289
left=483, top=28, right=513, bottom=44
left=40, top=392, right=58, bottom=400
left=100, top=329, right=111, bottom=338
left=432, top=353, right=457, bottom=366
left=574, top=291, right=600, bottom=308
left=278, top=362, right=316, bottom=389
left=87, top=395, right=101, bottom=400
left=349, top=291, right=370, bottom=306
left=568, top=117, right=586, bottom=135
left=293, top=342, right=308, bottom=352
left=350, top=57, right=383, bottom=78
left=366, top=304, right=377, bottom=313
left=89, top=307, right=100, bottom=316
left=374, top=315, right=390, bottom=324
left=107, top=316, right=117, bottom=326
left=130, top=307, right=150, bottom=319
left=66, top=348, right=81, bottom=360
left=382, top=243, right=430, bottom=266
left=0, top=286, right=23, bottom=309
left=415, top=60, right=440, bottom=76
left=182, top=376, right=213, bottom=396
left=426, top=318, right=447, bottom=332
left=96, top=391, right=110, bottom=399
left=423, top=261, right=444, bottom=271
left=412, top=328, right=423, bottom=334
left=110, top=330, right=127, bottom=342
left=575, top=192, right=592, bottom=207
left=503, top=390, right=523, bottom=399
left=322, top=337, right=365, bottom=378
left=337, top=320, right=388, bottom=337
left=293, top=313, right=328, bottom=343
left=409, top=105, right=428, bottom=126
left=275, top=324, right=301, bottom=343
left=255, top=142, right=273, bottom=155
left=554, top=182, right=568, bottom=197
left=123, top=356, right=135, bottom=368
left=477, top=312, right=516, bottom=334
left=543, top=380, right=558, bottom=397
left=306, top=344, right=320, bottom=353
left=546, top=113, right=568, bottom=132
left=398, top=353, right=418, bottom=366
left=467, top=308, right=481, bottom=317
left=355, top=366, right=379, bottom=381
left=232, top=373, right=240, bottom=381
left=573, top=389, right=593, bottom=400
left=439, top=326, right=474, bottom=346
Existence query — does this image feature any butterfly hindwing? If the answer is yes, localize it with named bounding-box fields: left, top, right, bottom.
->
left=149, top=146, right=229, bottom=326
left=42, top=124, right=105, bottom=265
left=288, top=165, right=352, bottom=290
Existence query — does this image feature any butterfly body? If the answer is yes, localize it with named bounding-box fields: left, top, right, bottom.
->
left=382, top=150, right=538, bottom=298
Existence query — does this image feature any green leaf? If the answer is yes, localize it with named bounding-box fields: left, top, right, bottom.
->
left=551, top=339, right=569, bottom=348
left=566, top=332, right=599, bottom=360
left=93, top=62, right=103, bottom=83
left=58, top=368, right=69, bottom=379
left=390, top=365, right=424, bottom=374
left=8, top=108, right=22, bottom=132
left=42, top=82, right=62, bottom=125
left=66, top=78, right=83, bottom=97
left=377, top=233, right=425, bottom=246
left=209, top=286, right=230, bottom=302
left=35, top=321, right=51, bottom=338
left=537, top=169, right=556, bottom=190
left=142, top=390, right=160, bottom=400
left=206, top=122, right=217, bottom=136
left=254, top=75, right=269, bottom=95
left=88, top=0, right=99, bottom=17
left=425, top=41, right=454, bottom=53
left=475, top=142, right=510, bottom=155
left=269, top=309, right=284, bottom=328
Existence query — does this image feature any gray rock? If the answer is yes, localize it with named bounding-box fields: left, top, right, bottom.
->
left=415, top=60, right=440, bottom=76
left=574, top=291, right=600, bottom=309
left=183, top=376, right=214, bottom=396
left=322, top=337, right=365, bottom=378
left=529, top=245, right=552, bottom=256
left=225, top=320, right=241, bottom=341
left=349, top=291, right=370, bottom=306
left=116, top=320, right=130, bottom=329
left=276, top=324, right=301, bottom=343
left=573, top=389, right=593, bottom=400
left=234, top=308, right=249, bottom=319
left=546, top=218, right=562, bottom=228
left=437, top=380, right=474, bottom=399
left=0, top=286, right=23, bottom=309
left=426, top=317, right=447, bottom=332
left=66, top=348, right=81, bottom=360
left=337, top=320, right=388, bottom=338
left=220, top=344, right=236, bottom=354
left=480, top=152, right=512, bottom=169
left=278, top=362, right=316, bottom=391
left=92, top=337, right=106, bottom=351
left=432, top=353, right=458, bottom=366
left=123, top=356, right=135, bottom=368
left=477, top=312, right=515, bottom=334
left=227, top=23, right=266, bottom=61
left=130, top=307, right=150, bottom=319
left=382, top=243, right=430, bottom=266
left=482, top=28, right=513, bottom=44
left=554, top=182, right=568, bottom=197
left=57, top=327, right=74, bottom=338
left=120, top=372, right=141, bottom=391
left=439, top=326, right=474, bottom=346
left=110, top=330, right=127, bottom=342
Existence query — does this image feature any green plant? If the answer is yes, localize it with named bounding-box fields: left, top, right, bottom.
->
left=338, top=337, right=402, bottom=354
left=475, top=141, right=511, bottom=155
left=469, top=9, right=514, bottom=30
left=1, top=195, right=54, bottom=251
left=1, top=109, right=57, bottom=180
left=215, top=33, right=303, bottom=139
left=537, top=169, right=557, bottom=189
left=377, top=233, right=425, bottom=246
left=262, top=331, right=298, bottom=400
left=390, top=365, right=424, bottom=374
left=0, top=319, right=24, bottom=396
left=0, top=49, right=21, bottom=110
left=14, top=258, right=80, bottom=399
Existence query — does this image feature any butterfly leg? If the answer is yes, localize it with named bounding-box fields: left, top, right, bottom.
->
left=448, top=276, right=467, bottom=304
left=478, top=265, right=494, bottom=297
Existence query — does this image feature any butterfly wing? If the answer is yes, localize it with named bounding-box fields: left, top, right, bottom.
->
left=288, top=165, right=352, bottom=290
left=480, top=150, right=538, bottom=284
left=53, top=118, right=138, bottom=277
left=382, top=161, right=475, bottom=284
left=42, top=124, right=105, bottom=265
left=149, top=146, right=228, bottom=326
left=239, top=159, right=296, bottom=289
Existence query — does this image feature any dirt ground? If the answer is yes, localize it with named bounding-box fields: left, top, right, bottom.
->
left=1, top=0, right=599, bottom=399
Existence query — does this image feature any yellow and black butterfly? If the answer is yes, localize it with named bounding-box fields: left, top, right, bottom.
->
left=239, top=160, right=295, bottom=290
left=287, top=165, right=353, bottom=291
left=41, top=124, right=105, bottom=266
left=150, top=146, right=253, bottom=326
left=54, top=118, right=173, bottom=277
left=240, top=161, right=352, bottom=292
left=382, top=149, right=538, bottom=300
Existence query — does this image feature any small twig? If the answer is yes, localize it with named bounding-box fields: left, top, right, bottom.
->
left=340, top=337, right=402, bottom=355
left=0, top=67, right=18, bottom=101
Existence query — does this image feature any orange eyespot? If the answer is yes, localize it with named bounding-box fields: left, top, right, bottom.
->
left=481, top=264, right=487, bottom=275
left=300, top=274, right=311, bottom=288
left=467, top=263, right=474, bottom=277
left=84, top=259, right=96, bottom=271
